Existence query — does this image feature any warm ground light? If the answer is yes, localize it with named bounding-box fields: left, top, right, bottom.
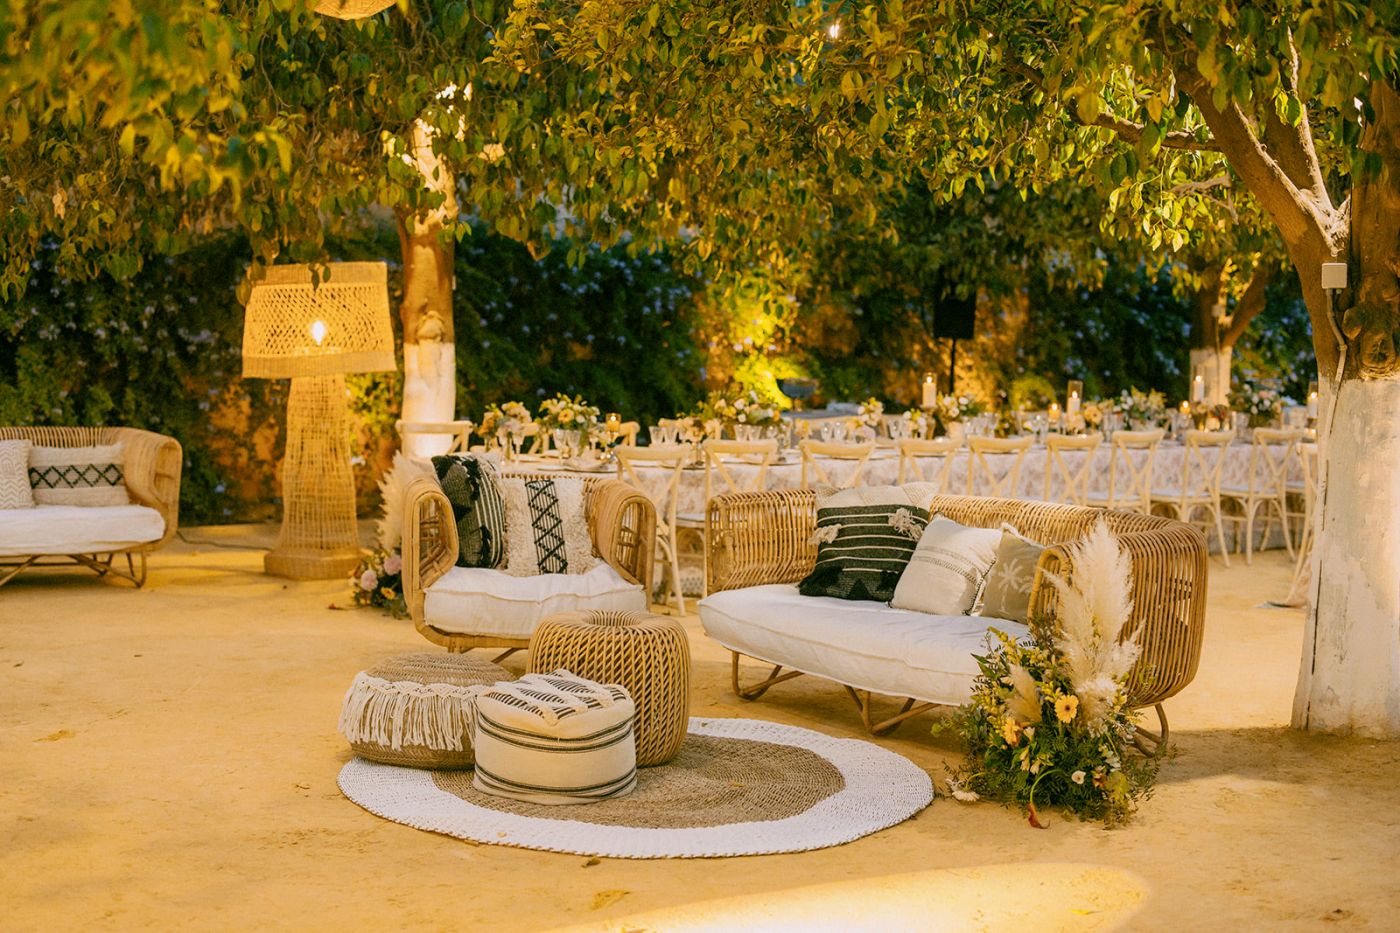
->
left=3, top=530, right=1397, bottom=930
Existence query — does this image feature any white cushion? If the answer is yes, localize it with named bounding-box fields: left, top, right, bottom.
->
left=0, top=504, right=165, bottom=557
left=471, top=670, right=637, bottom=805
left=424, top=562, right=646, bottom=639
left=890, top=514, right=1002, bottom=615
left=699, top=583, right=1029, bottom=707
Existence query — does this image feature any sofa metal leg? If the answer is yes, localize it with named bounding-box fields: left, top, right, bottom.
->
left=731, top=652, right=803, bottom=701
left=1132, top=704, right=1170, bottom=757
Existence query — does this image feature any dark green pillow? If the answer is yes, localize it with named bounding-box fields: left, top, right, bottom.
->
left=431, top=454, right=507, bottom=568
left=798, top=503, right=930, bottom=602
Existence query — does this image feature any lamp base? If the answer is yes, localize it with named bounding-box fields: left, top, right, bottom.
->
left=265, top=546, right=363, bottom=581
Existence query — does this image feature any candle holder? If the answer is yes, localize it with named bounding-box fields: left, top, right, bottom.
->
left=921, top=372, right=938, bottom=410
left=1066, top=379, right=1083, bottom=418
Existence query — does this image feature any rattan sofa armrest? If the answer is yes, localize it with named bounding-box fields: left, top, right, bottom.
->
left=401, top=476, right=458, bottom=628
left=587, top=478, right=656, bottom=596
left=706, top=488, right=818, bottom=594
left=110, top=427, right=182, bottom=548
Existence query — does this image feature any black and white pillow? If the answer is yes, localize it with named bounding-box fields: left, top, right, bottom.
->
left=432, top=454, right=508, bottom=569
left=498, top=476, right=596, bottom=576
left=28, top=443, right=128, bottom=507
left=797, top=485, right=937, bottom=603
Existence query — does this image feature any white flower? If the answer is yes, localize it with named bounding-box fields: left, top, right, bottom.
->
left=1072, top=770, right=1086, bottom=785
left=947, top=780, right=979, bottom=803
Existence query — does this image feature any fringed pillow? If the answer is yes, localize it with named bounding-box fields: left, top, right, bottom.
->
left=797, top=485, right=936, bottom=603
left=28, top=443, right=128, bottom=506
left=432, top=454, right=508, bottom=568
left=0, top=440, right=34, bottom=509
left=338, top=653, right=512, bottom=769
left=498, top=476, right=596, bottom=576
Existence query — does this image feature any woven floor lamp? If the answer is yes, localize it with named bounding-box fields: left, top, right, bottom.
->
left=314, top=0, right=398, bottom=18
left=242, top=263, right=395, bottom=580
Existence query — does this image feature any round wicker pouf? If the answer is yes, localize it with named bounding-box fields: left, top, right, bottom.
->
left=528, top=610, right=691, bottom=767
left=339, top=653, right=511, bottom=770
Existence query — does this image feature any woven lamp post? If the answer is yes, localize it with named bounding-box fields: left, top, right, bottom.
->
left=242, top=262, right=395, bottom=580
left=314, top=0, right=398, bottom=19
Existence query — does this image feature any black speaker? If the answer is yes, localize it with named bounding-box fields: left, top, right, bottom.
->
left=933, top=291, right=976, bottom=341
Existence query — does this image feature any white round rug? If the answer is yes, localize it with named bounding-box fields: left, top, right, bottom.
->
left=338, top=717, right=933, bottom=858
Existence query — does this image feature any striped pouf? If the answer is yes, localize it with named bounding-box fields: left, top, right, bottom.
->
left=469, top=670, right=637, bottom=806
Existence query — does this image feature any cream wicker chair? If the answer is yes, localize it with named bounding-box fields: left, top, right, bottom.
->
left=1150, top=430, right=1233, bottom=565
left=0, top=426, right=182, bottom=587
left=1042, top=433, right=1103, bottom=505
left=616, top=444, right=691, bottom=612
left=1221, top=428, right=1301, bottom=564
left=799, top=439, right=876, bottom=489
left=1084, top=429, right=1164, bottom=514
left=896, top=437, right=960, bottom=491
left=966, top=435, right=1033, bottom=498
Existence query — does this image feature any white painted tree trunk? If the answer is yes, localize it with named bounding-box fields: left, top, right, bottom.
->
left=1189, top=345, right=1233, bottom=406
left=1292, top=377, right=1400, bottom=736
left=401, top=340, right=457, bottom=458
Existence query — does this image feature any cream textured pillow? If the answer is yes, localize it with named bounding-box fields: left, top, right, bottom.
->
left=28, top=443, right=129, bottom=506
left=890, top=514, right=1003, bottom=616
left=979, top=524, right=1048, bottom=623
left=0, top=440, right=35, bottom=509
left=498, top=476, right=597, bottom=576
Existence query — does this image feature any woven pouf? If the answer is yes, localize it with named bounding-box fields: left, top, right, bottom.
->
left=338, top=653, right=511, bottom=769
left=528, top=610, right=691, bottom=766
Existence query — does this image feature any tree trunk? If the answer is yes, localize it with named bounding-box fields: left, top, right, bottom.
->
left=398, top=120, right=459, bottom=459
left=1188, top=261, right=1272, bottom=405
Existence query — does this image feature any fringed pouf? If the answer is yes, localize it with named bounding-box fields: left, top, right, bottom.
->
left=529, top=610, right=690, bottom=766
left=470, top=670, right=637, bottom=806
left=338, top=653, right=511, bottom=769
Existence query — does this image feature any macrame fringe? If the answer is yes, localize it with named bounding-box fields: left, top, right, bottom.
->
left=338, top=673, right=483, bottom=752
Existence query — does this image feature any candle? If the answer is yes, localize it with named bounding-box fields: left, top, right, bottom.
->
left=1066, top=380, right=1083, bottom=416
left=921, top=373, right=937, bottom=409
left=1307, top=380, right=1319, bottom=420
left=1180, top=400, right=1190, bottom=416
left=1192, top=374, right=1205, bottom=403
left=1048, top=402, right=1060, bottom=422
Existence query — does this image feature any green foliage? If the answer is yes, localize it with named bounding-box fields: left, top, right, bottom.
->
left=1235, top=278, right=1318, bottom=402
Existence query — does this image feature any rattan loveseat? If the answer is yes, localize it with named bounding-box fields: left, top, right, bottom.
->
left=401, top=475, right=657, bottom=655
left=700, top=489, right=1207, bottom=749
left=0, top=426, right=182, bottom=588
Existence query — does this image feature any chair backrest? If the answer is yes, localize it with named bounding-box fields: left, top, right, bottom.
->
left=1245, top=428, right=1302, bottom=498
left=966, top=435, right=1033, bottom=498
left=396, top=420, right=476, bottom=455
left=896, top=437, right=960, bottom=491
left=1043, top=433, right=1103, bottom=505
left=614, top=444, right=690, bottom=530
left=703, top=439, right=779, bottom=499
left=798, top=439, right=876, bottom=489
left=1298, top=441, right=1319, bottom=505
left=1100, top=429, right=1164, bottom=511
left=613, top=420, right=641, bottom=446
left=1175, top=430, right=1233, bottom=504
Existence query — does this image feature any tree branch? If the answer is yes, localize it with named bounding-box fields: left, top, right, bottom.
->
left=1224, top=262, right=1273, bottom=346
left=1005, top=61, right=1222, bottom=152
left=1259, top=27, right=1333, bottom=211
left=1170, top=175, right=1232, bottom=194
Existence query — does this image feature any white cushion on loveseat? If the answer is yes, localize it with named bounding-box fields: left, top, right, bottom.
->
left=698, top=584, right=1029, bottom=707
left=0, top=504, right=165, bottom=557
left=424, top=562, right=647, bottom=639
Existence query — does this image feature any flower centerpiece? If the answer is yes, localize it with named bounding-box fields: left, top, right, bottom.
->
left=479, top=401, right=533, bottom=447
left=1117, top=388, right=1166, bottom=430
left=857, top=397, right=885, bottom=428
left=938, top=521, right=1163, bottom=826
left=537, top=393, right=601, bottom=433
left=1080, top=400, right=1107, bottom=430
left=699, top=389, right=782, bottom=437
left=902, top=408, right=931, bottom=438
left=934, top=394, right=984, bottom=440
left=350, top=549, right=407, bottom=618
left=1230, top=378, right=1286, bottom=428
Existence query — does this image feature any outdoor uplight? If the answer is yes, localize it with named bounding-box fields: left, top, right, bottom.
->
left=242, top=262, right=396, bottom=579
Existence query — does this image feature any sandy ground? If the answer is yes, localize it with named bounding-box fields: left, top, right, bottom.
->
left=3, top=527, right=1399, bottom=932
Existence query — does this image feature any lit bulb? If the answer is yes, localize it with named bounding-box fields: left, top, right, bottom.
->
left=310, top=320, right=328, bottom=346
left=827, top=21, right=840, bottom=38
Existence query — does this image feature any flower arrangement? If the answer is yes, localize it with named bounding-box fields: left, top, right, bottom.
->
left=351, top=549, right=407, bottom=618
left=1116, top=388, right=1166, bottom=429
left=479, top=401, right=533, bottom=439
left=537, top=393, right=601, bottom=433
left=857, top=397, right=885, bottom=428
left=1081, top=400, right=1106, bottom=429
left=1230, top=378, right=1286, bottom=427
left=698, top=389, right=782, bottom=427
left=938, top=522, right=1162, bottom=826
left=901, top=408, right=930, bottom=437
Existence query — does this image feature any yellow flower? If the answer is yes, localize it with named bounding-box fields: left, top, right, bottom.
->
left=1055, top=693, right=1079, bottom=724
left=1001, top=716, right=1022, bottom=746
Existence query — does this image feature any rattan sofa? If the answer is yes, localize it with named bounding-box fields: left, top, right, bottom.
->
left=0, top=426, right=182, bottom=587
left=700, top=489, right=1207, bottom=749
left=401, top=474, right=657, bottom=656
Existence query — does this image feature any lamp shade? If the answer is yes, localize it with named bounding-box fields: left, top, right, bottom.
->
left=314, top=0, right=398, bottom=19
left=242, top=262, right=396, bottom=379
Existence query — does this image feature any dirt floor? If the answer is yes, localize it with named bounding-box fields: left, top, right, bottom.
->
left=3, top=527, right=1399, bottom=931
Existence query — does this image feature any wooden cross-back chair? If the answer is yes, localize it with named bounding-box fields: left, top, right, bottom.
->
left=798, top=440, right=876, bottom=489
left=895, top=437, right=960, bottom=492
left=1043, top=433, right=1103, bottom=505
left=615, top=444, right=691, bottom=612
left=1150, top=429, right=1233, bottom=565
left=1221, top=427, right=1302, bottom=564
left=965, top=436, right=1033, bottom=498
left=1084, top=429, right=1164, bottom=514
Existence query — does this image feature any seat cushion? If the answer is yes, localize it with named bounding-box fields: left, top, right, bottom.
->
left=424, top=562, right=647, bottom=639
left=699, top=583, right=1029, bottom=707
left=0, top=504, right=165, bottom=557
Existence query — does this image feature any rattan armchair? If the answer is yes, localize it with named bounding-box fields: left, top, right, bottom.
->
left=705, top=488, right=1207, bottom=749
left=0, top=426, right=182, bottom=587
left=401, top=474, right=657, bottom=653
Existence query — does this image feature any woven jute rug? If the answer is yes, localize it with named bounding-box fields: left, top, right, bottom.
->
left=338, top=717, right=933, bottom=858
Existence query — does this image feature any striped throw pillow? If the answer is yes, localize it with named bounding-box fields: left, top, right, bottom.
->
left=890, top=514, right=1004, bottom=616
left=469, top=670, right=637, bottom=806
left=798, top=497, right=930, bottom=603
left=432, top=454, right=507, bottom=569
